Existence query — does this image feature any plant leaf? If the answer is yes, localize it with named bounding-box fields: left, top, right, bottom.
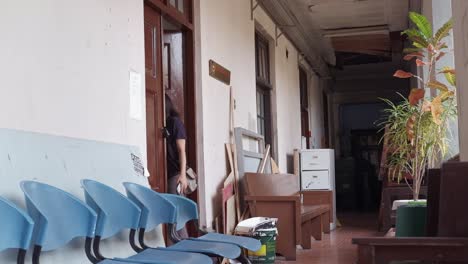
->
left=439, top=43, right=449, bottom=50
left=415, top=59, right=427, bottom=66
left=408, top=88, right=425, bottom=105
left=440, top=90, right=455, bottom=101
left=394, top=70, right=413, bottom=79
left=440, top=68, right=456, bottom=86
left=427, top=81, right=449, bottom=92
left=422, top=100, right=432, bottom=112
left=431, top=96, right=443, bottom=125
left=413, top=42, right=426, bottom=49
left=439, top=68, right=456, bottom=74
left=436, top=52, right=446, bottom=61
left=403, top=52, right=424, bottom=61
left=406, top=113, right=417, bottom=142
left=409, top=12, right=433, bottom=40
left=402, top=28, right=429, bottom=45
left=441, top=66, right=456, bottom=86
left=403, top=47, right=422, bottom=54
left=434, top=19, right=453, bottom=44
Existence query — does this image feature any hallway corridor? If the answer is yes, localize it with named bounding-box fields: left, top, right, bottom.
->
left=276, top=213, right=379, bottom=264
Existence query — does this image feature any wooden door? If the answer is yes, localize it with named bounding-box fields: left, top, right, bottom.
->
left=163, top=31, right=185, bottom=122
left=144, top=5, right=166, bottom=191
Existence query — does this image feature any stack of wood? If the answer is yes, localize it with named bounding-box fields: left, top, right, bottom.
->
left=219, top=86, right=280, bottom=236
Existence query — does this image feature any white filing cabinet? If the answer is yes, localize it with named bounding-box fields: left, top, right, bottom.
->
left=300, top=149, right=337, bottom=230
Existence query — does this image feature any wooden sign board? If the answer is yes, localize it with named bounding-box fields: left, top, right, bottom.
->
left=209, top=59, right=231, bottom=85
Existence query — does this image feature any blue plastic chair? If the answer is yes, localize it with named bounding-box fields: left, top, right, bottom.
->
left=0, top=196, right=34, bottom=264
left=123, top=182, right=245, bottom=262
left=20, top=181, right=152, bottom=264
left=162, top=193, right=261, bottom=252
left=81, top=179, right=212, bottom=264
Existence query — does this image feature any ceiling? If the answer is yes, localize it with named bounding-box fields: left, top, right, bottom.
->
left=304, top=0, right=410, bottom=65
left=306, top=0, right=409, bottom=32
left=258, top=0, right=411, bottom=74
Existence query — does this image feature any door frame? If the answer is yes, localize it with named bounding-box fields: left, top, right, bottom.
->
left=144, top=0, right=198, bottom=191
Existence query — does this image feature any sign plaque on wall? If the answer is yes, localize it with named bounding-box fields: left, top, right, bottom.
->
left=209, top=60, right=231, bottom=85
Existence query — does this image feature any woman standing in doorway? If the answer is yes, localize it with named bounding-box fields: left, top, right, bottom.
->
left=165, top=94, right=189, bottom=196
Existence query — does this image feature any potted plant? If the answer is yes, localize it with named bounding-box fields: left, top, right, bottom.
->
left=380, top=12, right=457, bottom=236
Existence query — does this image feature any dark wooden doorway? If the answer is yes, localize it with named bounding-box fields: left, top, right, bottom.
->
left=162, top=20, right=199, bottom=202
left=350, top=129, right=383, bottom=212
left=144, top=0, right=197, bottom=196
left=144, top=4, right=166, bottom=191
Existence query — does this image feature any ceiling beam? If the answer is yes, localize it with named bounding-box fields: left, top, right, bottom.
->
left=257, top=0, right=336, bottom=78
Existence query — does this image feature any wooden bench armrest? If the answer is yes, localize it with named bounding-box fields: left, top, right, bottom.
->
left=352, top=237, right=468, bottom=246
left=245, top=195, right=300, bottom=202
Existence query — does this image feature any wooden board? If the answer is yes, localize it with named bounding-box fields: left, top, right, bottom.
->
left=271, top=158, right=280, bottom=173
left=223, top=144, right=237, bottom=233
left=225, top=196, right=236, bottom=234
left=257, top=144, right=271, bottom=173
left=293, top=149, right=300, bottom=177
left=234, top=127, right=271, bottom=211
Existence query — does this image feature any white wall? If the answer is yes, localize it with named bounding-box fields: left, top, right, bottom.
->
left=197, top=0, right=256, bottom=228
left=196, top=0, right=309, bottom=227
left=305, top=69, right=325, bottom=149
left=452, top=0, right=468, bottom=161
left=0, top=1, right=162, bottom=263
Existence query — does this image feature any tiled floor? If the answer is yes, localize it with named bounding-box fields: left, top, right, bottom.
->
left=276, top=213, right=380, bottom=264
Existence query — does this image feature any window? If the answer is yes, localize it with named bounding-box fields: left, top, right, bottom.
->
left=255, top=32, right=272, bottom=146
left=299, top=67, right=310, bottom=148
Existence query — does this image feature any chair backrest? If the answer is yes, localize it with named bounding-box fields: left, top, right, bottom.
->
left=160, top=194, right=199, bottom=231
left=81, top=180, right=141, bottom=239
left=0, top=196, right=34, bottom=252
left=20, top=181, right=97, bottom=251
left=122, top=182, right=176, bottom=231
left=244, top=173, right=299, bottom=196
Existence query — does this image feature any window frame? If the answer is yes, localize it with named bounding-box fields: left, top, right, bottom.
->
left=255, top=31, right=273, bottom=147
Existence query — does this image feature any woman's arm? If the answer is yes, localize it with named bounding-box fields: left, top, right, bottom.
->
left=176, top=139, right=188, bottom=194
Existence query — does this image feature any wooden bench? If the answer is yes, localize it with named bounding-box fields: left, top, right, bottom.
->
left=352, top=237, right=468, bottom=263
left=244, top=173, right=331, bottom=260
left=353, top=162, right=468, bottom=263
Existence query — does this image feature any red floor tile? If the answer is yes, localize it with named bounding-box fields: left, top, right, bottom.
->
left=275, top=213, right=380, bottom=264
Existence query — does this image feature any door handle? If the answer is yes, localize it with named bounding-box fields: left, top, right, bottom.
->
left=162, top=127, right=170, bottom=138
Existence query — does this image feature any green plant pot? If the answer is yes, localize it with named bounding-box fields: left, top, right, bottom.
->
left=395, top=203, right=427, bottom=237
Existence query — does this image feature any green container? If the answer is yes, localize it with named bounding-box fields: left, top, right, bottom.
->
left=395, top=203, right=427, bottom=237
left=247, top=228, right=277, bottom=264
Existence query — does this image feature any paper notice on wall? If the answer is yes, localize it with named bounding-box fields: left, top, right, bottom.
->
left=129, top=70, right=143, bottom=120
left=131, top=153, right=145, bottom=177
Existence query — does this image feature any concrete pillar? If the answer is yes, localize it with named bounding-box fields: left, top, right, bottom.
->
left=452, top=1, right=468, bottom=161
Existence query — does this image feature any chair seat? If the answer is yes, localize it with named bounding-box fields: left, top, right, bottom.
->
left=197, top=232, right=262, bottom=252
left=166, top=239, right=241, bottom=259
left=120, top=248, right=212, bottom=264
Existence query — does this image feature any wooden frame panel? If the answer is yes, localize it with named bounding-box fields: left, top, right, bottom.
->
left=147, top=0, right=193, bottom=30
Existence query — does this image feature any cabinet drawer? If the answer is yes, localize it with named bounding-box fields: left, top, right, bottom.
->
left=301, top=170, right=330, bottom=190
left=301, top=151, right=330, bottom=170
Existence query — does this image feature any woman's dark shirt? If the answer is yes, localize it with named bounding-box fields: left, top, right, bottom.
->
left=166, top=116, right=187, bottom=178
